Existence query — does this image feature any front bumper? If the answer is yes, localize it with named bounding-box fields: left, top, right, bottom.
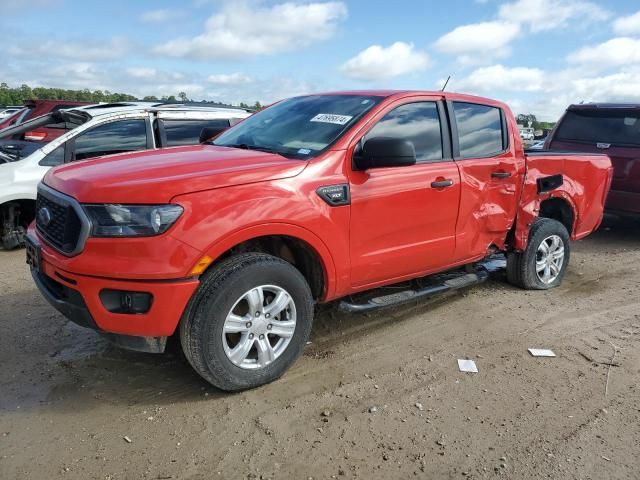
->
left=29, top=233, right=200, bottom=345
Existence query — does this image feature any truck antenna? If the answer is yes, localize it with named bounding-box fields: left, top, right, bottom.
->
left=441, top=76, right=451, bottom=92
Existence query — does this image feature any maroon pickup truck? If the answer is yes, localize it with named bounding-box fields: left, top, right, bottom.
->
left=546, top=104, right=640, bottom=216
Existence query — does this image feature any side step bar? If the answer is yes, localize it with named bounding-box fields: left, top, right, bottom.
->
left=339, top=269, right=490, bottom=313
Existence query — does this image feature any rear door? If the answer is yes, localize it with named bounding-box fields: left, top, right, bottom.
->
left=448, top=101, right=522, bottom=260
left=348, top=98, right=461, bottom=288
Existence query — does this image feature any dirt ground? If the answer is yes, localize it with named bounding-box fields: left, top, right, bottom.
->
left=1, top=216, right=639, bottom=480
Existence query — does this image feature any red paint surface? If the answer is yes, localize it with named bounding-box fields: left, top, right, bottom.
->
left=34, top=91, right=613, bottom=337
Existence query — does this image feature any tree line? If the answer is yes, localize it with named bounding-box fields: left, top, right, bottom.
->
left=516, top=113, right=556, bottom=131
left=0, top=83, right=263, bottom=110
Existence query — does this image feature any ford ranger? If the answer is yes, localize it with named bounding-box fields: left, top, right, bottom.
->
left=26, top=91, right=613, bottom=391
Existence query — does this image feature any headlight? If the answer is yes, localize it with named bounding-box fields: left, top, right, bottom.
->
left=83, top=204, right=183, bottom=237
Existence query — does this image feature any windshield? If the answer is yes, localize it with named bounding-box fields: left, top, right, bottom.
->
left=213, top=94, right=382, bottom=159
left=556, top=109, right=640, bottom=147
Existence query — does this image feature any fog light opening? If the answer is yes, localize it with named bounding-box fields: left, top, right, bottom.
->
left=99, top=289, right=153, bottom=314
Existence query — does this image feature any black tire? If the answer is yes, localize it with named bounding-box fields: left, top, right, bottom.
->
left=180, top=253, right=314, bottom=391
left=506, top=218, right=570, bottom=290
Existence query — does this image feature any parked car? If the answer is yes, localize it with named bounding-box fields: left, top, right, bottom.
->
left=0, top=106, right=23, bottom=120
left=0, top=102, right=251, bottom=249
left=0, top=100, right=92, bottom=142
left=528, top=139, right=546, bottom=150
left=546, top=103, right=640, bottom=216
left=26, top=91, right=612, bottom=391
left=518, top=126, right=534, bottom=142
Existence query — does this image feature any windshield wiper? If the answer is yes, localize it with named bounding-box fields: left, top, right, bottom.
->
left=225, top=143, right=285, bottom=156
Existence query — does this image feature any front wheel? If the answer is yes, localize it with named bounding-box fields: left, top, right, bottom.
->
left=507, top=218, right=570, bottom=290
left=180, top=253, right=314, bottom=391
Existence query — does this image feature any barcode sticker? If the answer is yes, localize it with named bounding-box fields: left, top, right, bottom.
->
left=310, top=113, right=353, bottom=125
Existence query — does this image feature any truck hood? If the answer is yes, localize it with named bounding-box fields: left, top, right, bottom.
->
left=44, top=145, right=308, bottom=203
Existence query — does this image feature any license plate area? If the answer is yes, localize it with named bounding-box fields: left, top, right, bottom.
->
left=25, top=236, right=42, bottom=273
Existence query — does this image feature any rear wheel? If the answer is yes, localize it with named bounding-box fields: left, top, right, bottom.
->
left=507, top=218, right=570, bottom=290
left=180, top=253, right=314, bottom=391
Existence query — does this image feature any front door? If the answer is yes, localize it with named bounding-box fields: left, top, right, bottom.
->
left=348, top=100, right=461, bottom=288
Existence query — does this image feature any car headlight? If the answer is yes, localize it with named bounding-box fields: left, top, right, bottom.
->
left=83, top=204, right=184, bottom=237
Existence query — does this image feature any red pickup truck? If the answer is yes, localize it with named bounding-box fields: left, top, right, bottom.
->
left=0, top=99, right=91, bottom=142
left=27, top=91, right=612, bottom=391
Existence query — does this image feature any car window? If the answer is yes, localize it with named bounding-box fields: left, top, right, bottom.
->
left=39, top=145, right=65, bottom=166
left=163, top=119, right=230, bottom=146
left=555, top=110, right=640, bottom=147
left=365, top=102, right=443, bottom=162
left=74, top=119, right=147, bottom=161
left=214, top=94, right=381, bottom=159
left=453, top=102, right=504, bottom=158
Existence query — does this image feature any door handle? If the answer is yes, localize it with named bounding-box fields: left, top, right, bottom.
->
left=491, top=171, right=512, bottom=179
left=431, top=179, right=454, bottom=188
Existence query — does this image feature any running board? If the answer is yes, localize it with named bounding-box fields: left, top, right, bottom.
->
left=339, top=270, right=489, bottom=313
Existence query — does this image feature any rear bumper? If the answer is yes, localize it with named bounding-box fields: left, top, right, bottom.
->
left=34, top=255, right=199, bottom=337
left=606, top=189, right=640, bottom=214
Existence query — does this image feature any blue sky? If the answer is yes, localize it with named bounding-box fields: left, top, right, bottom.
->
left=1, top=0, right=639, bottom=120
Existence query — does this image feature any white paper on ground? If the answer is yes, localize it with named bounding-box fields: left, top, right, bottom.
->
left=457, top=359, right=478, bottom=373
left=528, top=348, right=556, bottom=357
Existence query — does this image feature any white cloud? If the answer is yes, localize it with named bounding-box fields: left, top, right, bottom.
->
left=126, top=67, right=158, bottom=79
left=452, top=65, right=545, bottom=93
left=140, top=9, right=181, bottom=23
left=613, top=10, right=640, bottom=36
left=8, top=37, right=128, bottom=61
left=567, top=37, right=640, bottom=69
left=207, top=73, right=254, bottom=85
left=340, top=42, right=430, bottom=81
left=154, top=1, right=347, bottom=60
left=434, top=21, right=520, bottom=63
left=498, top=0, right=610, bottom=33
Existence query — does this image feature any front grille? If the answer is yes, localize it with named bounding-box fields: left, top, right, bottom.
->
left=36, top=185, right=88, bottom=256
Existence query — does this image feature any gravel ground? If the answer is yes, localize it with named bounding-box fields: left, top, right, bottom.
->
left=1, top=216, right=639, bottom=480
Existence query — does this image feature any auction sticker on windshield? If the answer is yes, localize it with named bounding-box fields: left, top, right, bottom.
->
left=310, top=113, right=353, bottom=125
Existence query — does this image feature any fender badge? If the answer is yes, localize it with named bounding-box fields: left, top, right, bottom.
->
left=596, top=143, right=611, bottom=149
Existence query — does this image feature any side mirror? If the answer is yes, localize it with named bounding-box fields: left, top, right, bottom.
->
left=354, top=137, right=416, bottom=170
left=199, top=125, right=229, bottom=143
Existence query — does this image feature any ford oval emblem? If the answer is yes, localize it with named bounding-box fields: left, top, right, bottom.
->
left=37, top=207, right=52, bottom=226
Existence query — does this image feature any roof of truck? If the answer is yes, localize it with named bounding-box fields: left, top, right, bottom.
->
left=568, top=103, right=640, bottom=110
left=307, top=90, right=509, bottom=109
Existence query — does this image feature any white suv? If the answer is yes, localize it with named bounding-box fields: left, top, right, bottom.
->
left=0, top=102, right=251, bottom=248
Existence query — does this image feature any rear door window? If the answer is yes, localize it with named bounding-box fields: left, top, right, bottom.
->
left=162, top=119, right=231, bottom=146
left=453, top=102, right=505, bottom=158
left=73, top=119, right=148, bottom=161
left=555, top=110, right=640, bottom=146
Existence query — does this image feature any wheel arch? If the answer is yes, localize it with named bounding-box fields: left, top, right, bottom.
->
left=538, top=196, right=575, bottom=235
left=198, top=223, right=337, bottom=301
left=513, top=192, right=578, bottom=251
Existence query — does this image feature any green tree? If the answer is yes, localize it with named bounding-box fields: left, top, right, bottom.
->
left=516, top=113, right=540, bottom=130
